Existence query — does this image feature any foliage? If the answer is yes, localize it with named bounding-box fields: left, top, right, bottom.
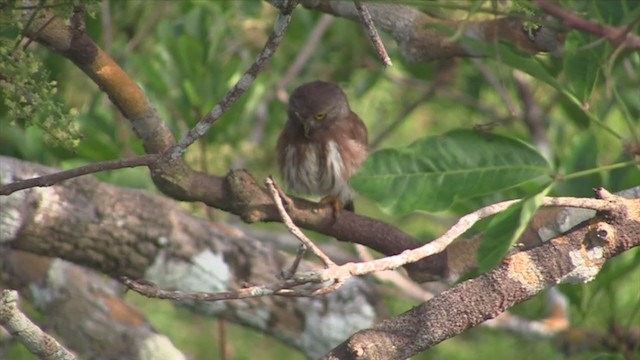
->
left=1, top=0, right=639, bottom=359
left=0, top=39, right=81, bottom=148
left=352, top=130, right=553, bottom=215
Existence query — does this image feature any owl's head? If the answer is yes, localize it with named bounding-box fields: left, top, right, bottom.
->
left=288, top=81, right=351, bottom=137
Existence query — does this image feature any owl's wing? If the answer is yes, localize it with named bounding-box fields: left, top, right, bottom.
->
left=349, top=112, right=369, bottom=148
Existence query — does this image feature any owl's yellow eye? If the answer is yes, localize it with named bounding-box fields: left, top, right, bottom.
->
left=314, top=113, right=326, bottom=121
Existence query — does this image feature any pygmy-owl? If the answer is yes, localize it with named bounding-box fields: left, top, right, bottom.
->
left=276, top=81, right=369, bottom=212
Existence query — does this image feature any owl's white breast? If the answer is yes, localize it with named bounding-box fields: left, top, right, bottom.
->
left=283, top=140, right=353, bottom=203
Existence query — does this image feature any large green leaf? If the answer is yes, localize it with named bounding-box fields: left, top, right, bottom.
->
left=477, top=185, right=552, bottom=273
left=351, top=130, right=553, bottom=215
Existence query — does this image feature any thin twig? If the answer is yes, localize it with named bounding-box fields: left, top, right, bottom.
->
left=169, top=0, right=298, bottom=159
left=355, top=244, right=434, bottom=301
left=0, top=154, right=159, bottom=195
left=318, top=195, right=617, bottom=278
left=281, top=244, right=308, bottom=279
left=0, top=290, right=76, bottom=360
left=354, top=0, right=392, bottom=67
left=278, top=14, right=335, bottom=96
left=265, top=176, right=336, bottom=268
left=513, top=70, right=551, bottom=159
left=124, top=2, right=169, bottom=53
left=122, top=277, right=303, bottom=301
left=101, top=0, right=112, bottom=54
left=236, top=14, right=334, bottom=169
left=21, top=14, right=55, bottom=51
left=533, top=0, right=640, bottom=49
left=371, top=61, right=453, bottom=149
left=13, top=0, right=45, bottom=51
left=471, top=58, right=519, bottom=117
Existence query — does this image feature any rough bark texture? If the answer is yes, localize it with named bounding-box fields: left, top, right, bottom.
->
left=0, top=156, right=380, bottom=358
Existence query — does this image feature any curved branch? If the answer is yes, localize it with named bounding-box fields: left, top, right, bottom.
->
left=0, top=291, right=75, bottom=360
left=0, top=154, right=158, bottom=195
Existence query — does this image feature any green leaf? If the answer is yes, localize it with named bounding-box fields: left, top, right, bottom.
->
left=182, top=79, right=201, bottom=107
left=563, top=32, right=603, bottom=103
left=555, top=132, right=601, bottom=197
left=351, top=130, right=553, bottom=215
left=477, top=185, right=552, bottom=273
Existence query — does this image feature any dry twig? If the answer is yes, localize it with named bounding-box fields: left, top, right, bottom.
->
left=0, top=290, right=76, bottom=360
left=265, top=176, right=336, bottom=268
left=354, top=0, right=392, bottom=67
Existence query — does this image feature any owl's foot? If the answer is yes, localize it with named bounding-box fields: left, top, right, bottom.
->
left=270, top=178, right=294, bottom=210
left=319, top=196, right=354, bottom=217
left=319, top=196, right=342, bottom=217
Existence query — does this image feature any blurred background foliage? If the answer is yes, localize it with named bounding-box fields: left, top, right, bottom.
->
left=1, top=0, right=639, bottom=359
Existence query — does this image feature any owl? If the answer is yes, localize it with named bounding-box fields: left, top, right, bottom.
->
left=276, top=81, right=368, bottom=212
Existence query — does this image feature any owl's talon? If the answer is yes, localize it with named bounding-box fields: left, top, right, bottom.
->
left=280, top=193, right=294, bottom=211
left=270, top=177, right=294, bottom=210
left=319, top=196, right=343, bottom=218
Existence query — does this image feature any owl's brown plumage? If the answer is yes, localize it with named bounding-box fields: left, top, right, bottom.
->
left=276, top=81, right=368, bottom=211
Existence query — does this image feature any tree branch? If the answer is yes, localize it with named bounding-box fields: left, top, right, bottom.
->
left=354, top=0, right=392, bottom=67
left=0, top=154, right=158, bottom=195
left=533, top=0, right=640, bottom=50
left=0, top=290, right=76, bottom=360
left=277, top=0, right=564, bottom=63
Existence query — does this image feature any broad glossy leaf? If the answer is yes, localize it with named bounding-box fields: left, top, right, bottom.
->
left=477, top=185, right=552, bottom=273
left=351, top=130, right=553, bottom=215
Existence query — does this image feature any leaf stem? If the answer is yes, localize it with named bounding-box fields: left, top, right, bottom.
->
left=560, top=160, right=638, bottom=181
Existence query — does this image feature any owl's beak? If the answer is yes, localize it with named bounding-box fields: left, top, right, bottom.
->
left=302, top=122, right=311, bottom=138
